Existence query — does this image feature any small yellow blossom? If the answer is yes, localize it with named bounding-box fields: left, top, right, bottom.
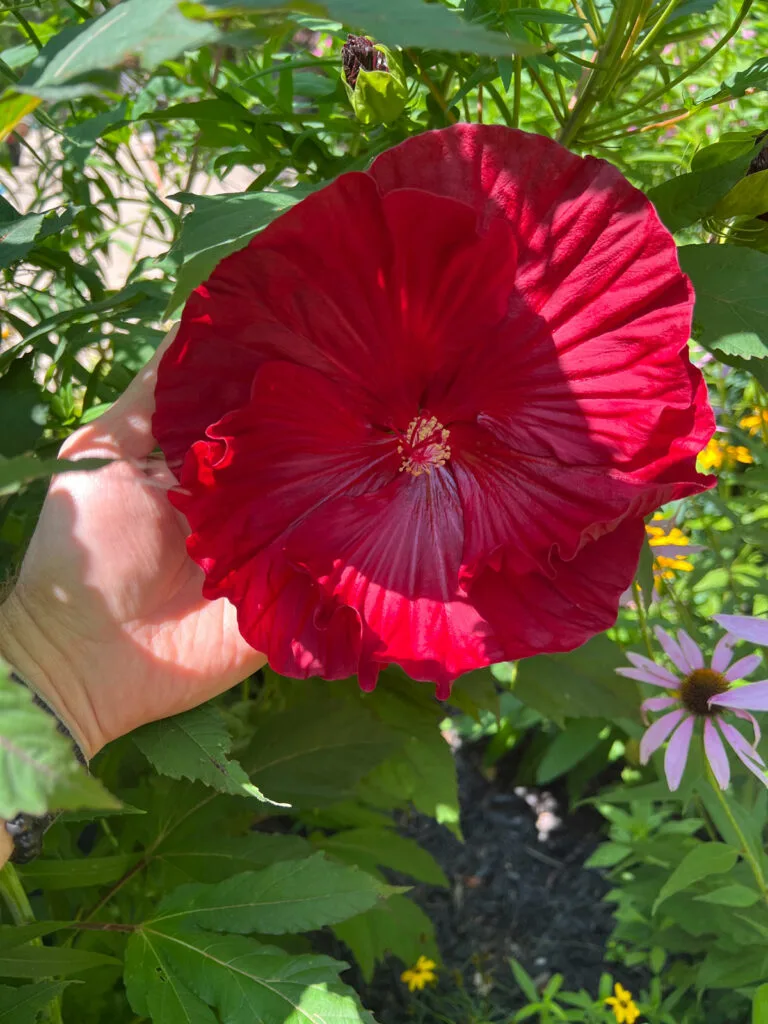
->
left=739, top=408, right=768, bottom=436
left=605, top=982, right=641, bottom=1024
left=645, top=515, right=694, bottom=585
left=698, top=437, right=753, bottom=472
left=400, top=955, right=438, bottom=992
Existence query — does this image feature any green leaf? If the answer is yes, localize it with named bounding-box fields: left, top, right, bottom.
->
left=0, top=357, right=46, bottom=458
left=245, top=693, right=399, bottom=808
left=0, top=92, right=40, bottom=143
left=714, top=169, right=768, bottom=220
left=0, top=205, right=45, bottom=268
left=754, top=983, right=768, bottom=1024
left=132, top=704, right=287, bottom=806
left=699, top=55, right=768, bottom=104
left=19, top=854, right=136, bottom=891
left=165, top=186, right=315, bottom=313
left=126, top=927, right=375, bottom=1024
left=536, top=720, right=604, bottom=784
left=653, top=842, right=739, bottom=913
left=0, top=945, right=118, bottom=979
left=154, top=833, right=313, bottom=884
left=647, top=138, right=756, bottom=233
left=124, top=930, right=217, bottom=1024
left=312, top=827, right=448, bottom=886
left=0, top=455, right=109, bottom=496
left=18, top=0, right=219, bottom=101
left=0, top=981, right=70, bottom=1023
left=152, top=853, right=397, bottom=934
left=679, top=244, right=768, bottom=361
left=509, top=957, right=539, bottom=1003
left=0, top=924, right=70, bottom=950
left=0, top=664, right=119, bottom=818
left=694, top=884, right=760, bottom=908
left=449, top=668, right=499, bottom=721
left=514, top=635, right=640, bottom=722
left=333, top=893, right=438, bottom=982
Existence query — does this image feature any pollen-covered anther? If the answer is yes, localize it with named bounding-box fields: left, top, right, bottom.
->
left=398, top=414, right=451, bottom=477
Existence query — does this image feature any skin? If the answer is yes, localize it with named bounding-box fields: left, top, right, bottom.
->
left=0, top=327, right=266, bottom=867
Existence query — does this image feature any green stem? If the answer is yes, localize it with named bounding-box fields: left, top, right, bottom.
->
left=0, top=865, right=64, bottom=1024
left=633, top=581, right=655, bottom=661
left=706, top=762, right=768, bottom=910
left=511, top=55, right=522, bottom=129
left=485, top=80, right=514, bottom=127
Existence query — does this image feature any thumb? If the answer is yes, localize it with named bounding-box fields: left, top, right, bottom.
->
left=60, top=325, right=179, bottom=461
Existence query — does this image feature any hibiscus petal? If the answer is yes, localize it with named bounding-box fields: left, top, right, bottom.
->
left=711, top=633, right=735, bottom=673
left=286, top=468, right=499, bottom=692
left=664, top=715, right=695, bottom=791
left=724, top=654, right=763, bottom=682
left=704, top=719, right=730, bottom=790
left=654, top=627, right=690, bottom=674
left=710, top=680, right=768, bottom=711
left=470, top=519, right=645, bottom=662
left=676, top=629, right=705, bottom=671
left=714, top=615, right=768, bottom=647
left=639, top=708, right=685, bottom=764
left=625, top=652, right=679, bottom=686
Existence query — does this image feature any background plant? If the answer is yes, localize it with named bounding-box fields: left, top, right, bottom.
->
left=0, top=1, right=767, bottom=1022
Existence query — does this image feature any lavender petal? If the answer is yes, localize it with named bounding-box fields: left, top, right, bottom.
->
left=640, top=708, right=686, bottom=765
left=704, top=719, right=730, bottom=790
left=714, top=615, right=768, bottom=648
left=724, top=654, right=763, bottom=682
left=654, top=627, right=690, bottom=674
left=664, top=715, right=695, bottom=792
left=710, top=680, right=768, bottom=712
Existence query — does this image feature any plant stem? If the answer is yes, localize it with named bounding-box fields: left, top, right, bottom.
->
left=512, top=56, right=522, bottom=128
left=705, top=762, right=768, bottom=910
left=633, top=581, right=655, bottom=661
left=0, top=865, right=64, bottom=1024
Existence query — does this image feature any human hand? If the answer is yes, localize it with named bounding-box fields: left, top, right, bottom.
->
left=0, top=327, right=266, bottom=760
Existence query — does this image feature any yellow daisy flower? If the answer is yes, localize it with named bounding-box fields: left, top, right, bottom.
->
left=645, top=515, right=694, bottom=585
left=739, top=408, right=768, bottom=436
left=698, top=437, right=753, bottom=472
left=605, top=982, right=641, bottom=1024
left=400, top=955, right=438, bottom=992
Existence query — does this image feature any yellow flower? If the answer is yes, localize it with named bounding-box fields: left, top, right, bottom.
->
left=400, top=955, right=438, bottom=992
left=739, top=408, right=768, bottom=436
left=697, top=437, right=753, bottom=472
left=645, top=515, right=694, bottom=585
left=605, top=982, right=641, bottom=1024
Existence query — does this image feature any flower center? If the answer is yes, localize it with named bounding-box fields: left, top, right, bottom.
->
left=397, top=413, right=451, bottom=477
left=679, top=668, right=730, bottom=716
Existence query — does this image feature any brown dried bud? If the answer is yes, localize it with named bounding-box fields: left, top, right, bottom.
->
left=342, top=34, right=388, bottom=89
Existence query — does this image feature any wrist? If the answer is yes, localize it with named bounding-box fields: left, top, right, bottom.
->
left=0, top=587, right=104, bottom=759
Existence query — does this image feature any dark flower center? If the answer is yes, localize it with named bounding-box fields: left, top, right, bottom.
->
left=397, top=413, right=451, bottom=477
left=342, top=34, right=388, bottom=89
left=679, top=668, right=730, bottom=716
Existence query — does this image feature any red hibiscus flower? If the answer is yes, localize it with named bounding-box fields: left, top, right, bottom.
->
left=153, top=125, right=714, bottom=697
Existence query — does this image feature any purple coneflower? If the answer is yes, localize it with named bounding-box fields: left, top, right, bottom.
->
left=617, top=627, right=767, bottom=790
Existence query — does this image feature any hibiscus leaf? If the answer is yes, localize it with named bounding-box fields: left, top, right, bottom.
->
left=165, top=186, right=316, bottom=315
left=311, top=826, right=449, bottom=886
left=333, top=893, right=439, bottom=982
left=18, top=855, right=138, bottom=891
left=132, top=704, right=288, bottom=807
left=679, top=244, right=768, bottom=361
left=513, top=635, right=641, bottom=722
left=0, top=663, right=119, bottom=819
left=17, top=0, right=220, bottom=101
left=151, top=852, right=399, bottom=934
left=125, top=927, right=375, bottom=1024
left=154, top=833, right=313, bottom=884
left=0, top=945, right=118, bottom=979
left=0, top=981, right=71, bottom=1023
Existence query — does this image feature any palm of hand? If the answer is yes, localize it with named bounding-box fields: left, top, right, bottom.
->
left=13, top=333, right=265, bottom=753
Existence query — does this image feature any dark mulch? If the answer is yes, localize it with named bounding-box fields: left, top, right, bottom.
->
left=333, top=743, right=617, bottom=1022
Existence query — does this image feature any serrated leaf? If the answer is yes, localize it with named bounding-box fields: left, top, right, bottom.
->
left=127, top=928, right=375, bottom=1024
left=312, top=827, right=448, bottom=886
left=514, top=635, right=640, bottom=721
left=124, top=930, right=217, bottom=1024
left=0, top=923, right=69, bottom=950
left=0, top=981, right=70, bottom=1023
left=19, top=854, right=136, bottom=891
left=244, top=694, right=399, bottom=808
left=679, top=244, right=768, bottom=361
left=333, top=893, right=438, bottom=982
left=18, top=0, right=219, bottom=101
left=0, top=665, right=119, bottom=818
left=155, top=833, right=313, bottom=884
left=653, top=842, right=738, bottom=913
left=133, top=704, right=287, bottom=806
left=165, top=186, right=315, bottom=313
left=152, top=853, right=397, bottom=934
left=0, top=945, right=118, bottom=978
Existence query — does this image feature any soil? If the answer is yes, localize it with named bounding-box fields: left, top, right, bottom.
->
left=339, top=743, right=618, bottom=1022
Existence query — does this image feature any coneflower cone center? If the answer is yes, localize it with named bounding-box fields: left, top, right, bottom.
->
left=679, top=668, right=729, bottom=716
left=398, top=413, right=451, bottom=477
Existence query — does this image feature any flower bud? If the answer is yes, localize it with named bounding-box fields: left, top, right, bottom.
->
left=341, top=34, right=407, bottom=126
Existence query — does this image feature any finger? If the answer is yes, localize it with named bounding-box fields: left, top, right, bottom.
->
left=61, top=324, right=179, bottom=461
